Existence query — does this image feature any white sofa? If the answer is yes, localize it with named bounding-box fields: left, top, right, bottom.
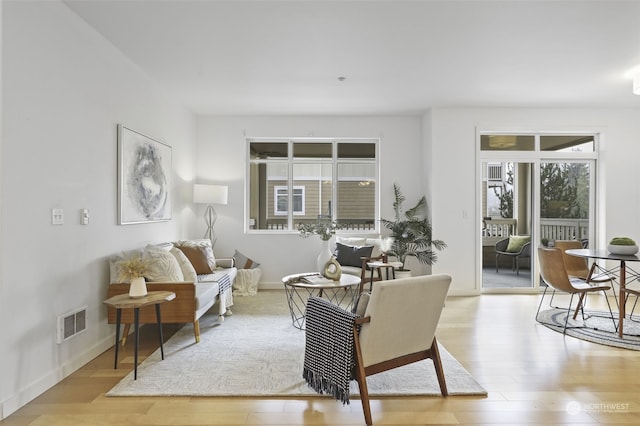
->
left=107, top=239, right=236, bottom=343
left=331, top=236, right=388, bottom=281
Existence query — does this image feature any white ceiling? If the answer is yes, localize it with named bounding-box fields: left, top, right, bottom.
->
left=63, top=0, right=640, bottom=115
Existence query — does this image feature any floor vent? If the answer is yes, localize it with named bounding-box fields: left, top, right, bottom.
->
left=57, top=306, right=87, bottom=344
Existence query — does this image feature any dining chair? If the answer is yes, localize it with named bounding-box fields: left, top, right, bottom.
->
left=554, top=239, right=618, bottom=308
left=536, top=247, right=616, bottom=333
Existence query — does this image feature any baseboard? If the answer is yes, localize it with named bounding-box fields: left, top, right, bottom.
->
left=0, top=335, right=114, bottom=420
left=258, top=282, right=285, bottom=291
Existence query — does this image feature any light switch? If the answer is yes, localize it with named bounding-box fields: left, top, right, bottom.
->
left=81, top=209, right=89, bottom=225
left=52, top=209, right=64, bottom=225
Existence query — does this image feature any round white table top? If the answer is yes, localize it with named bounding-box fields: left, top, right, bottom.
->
left=281, top=272, right=361, bottom=289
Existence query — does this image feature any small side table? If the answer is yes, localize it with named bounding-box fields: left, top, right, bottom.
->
left=281, top=273, right=361, bottom=330
left=365, top=261, right=403, bottom=291
left=103, top=290, right=176, bottom=380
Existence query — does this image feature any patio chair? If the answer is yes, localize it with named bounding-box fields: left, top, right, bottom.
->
left=303, top=274, right=451, bottom=426
left=495, top=236, right=532, bottom=275
left=535, top=247, right=616, bottom=333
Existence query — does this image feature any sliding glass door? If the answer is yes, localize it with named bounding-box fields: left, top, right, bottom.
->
left=481, top=161, right=534, bottom=289
left=479, top=134, right=597, bottom=292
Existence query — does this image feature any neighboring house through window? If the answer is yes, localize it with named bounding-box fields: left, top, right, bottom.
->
left=247, top=138, right=378, bottom=232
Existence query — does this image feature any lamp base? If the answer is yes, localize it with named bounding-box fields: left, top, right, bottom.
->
left=203, top=205, right=217, bottom=247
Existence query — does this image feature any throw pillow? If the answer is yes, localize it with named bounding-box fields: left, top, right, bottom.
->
left=234, top=249, right=260, bottom=269
left=335, top=242, right=374, bottom=267
left=506, top=235, right=531, bottom=253
left=174, top=243, right=216, bottom=274
left=170, top=247, right=198, bottom=282
left=143, top=245, right=184, bottom=282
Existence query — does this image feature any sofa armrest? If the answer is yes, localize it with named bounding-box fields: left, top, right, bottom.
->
left=216, top=257, right=235, bottom=268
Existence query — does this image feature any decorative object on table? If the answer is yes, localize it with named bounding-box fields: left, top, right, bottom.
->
left=323, top=256, right=342, bottom=280
left=118, top=124, right=171, bottom=224
left=380, top=183, right=446, bottom=274
left=298, top=220, right=337, bottom=273
left=193, top=183, right=228, bottom=248
left=607, top=237, right=638, bottom=255
left=115, top=255, right=151, bottom=298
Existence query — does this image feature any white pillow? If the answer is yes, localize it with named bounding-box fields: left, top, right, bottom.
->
left=170, top=247, right=198, bottom=282
left=143, top=245, right=184, bottom=282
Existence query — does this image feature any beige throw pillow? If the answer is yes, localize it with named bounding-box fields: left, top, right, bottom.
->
left=143, top=245, right=184, bottom=282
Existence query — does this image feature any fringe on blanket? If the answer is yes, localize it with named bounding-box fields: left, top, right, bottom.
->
left=303, top=297, right=358, bottom=404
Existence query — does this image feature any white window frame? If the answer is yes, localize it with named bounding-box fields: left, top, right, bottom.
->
left=274, top=185, right=305, bottom=216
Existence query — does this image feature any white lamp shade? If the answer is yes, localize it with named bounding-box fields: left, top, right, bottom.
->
left=634, top=74, right=640, bottom=95
left=193, top=184, right=228, bottom=205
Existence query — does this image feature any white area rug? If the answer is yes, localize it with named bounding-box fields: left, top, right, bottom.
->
left=107, top=290, right=486, bottom=397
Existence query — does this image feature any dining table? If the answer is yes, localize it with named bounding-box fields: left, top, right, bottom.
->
left=565, top=248, right=640, bottom=338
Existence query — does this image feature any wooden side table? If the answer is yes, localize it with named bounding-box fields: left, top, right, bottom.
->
left=103, top=290, right=176, bottom=380
left=365, top=261, right=403, bottom=291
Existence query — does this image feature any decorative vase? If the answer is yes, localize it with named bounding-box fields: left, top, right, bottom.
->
left=317, top=239, right=333, bottom=274
left=129, top=276, right=147, bottom=298
left=323, top=256, right=342, bottom=280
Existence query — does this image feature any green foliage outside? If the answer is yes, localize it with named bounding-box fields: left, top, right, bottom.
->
left=495, top=162, right=589, bottom=219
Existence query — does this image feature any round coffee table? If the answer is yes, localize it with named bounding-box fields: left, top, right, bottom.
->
left=281, top=272, right=361, bottom=329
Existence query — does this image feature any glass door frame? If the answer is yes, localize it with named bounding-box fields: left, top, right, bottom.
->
left=477, top=131, right=601, bottom=294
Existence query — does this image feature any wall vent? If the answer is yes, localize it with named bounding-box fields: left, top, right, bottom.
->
left=57, top=306, right=87, bottom=344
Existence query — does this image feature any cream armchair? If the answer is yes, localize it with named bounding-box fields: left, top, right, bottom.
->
left=304, top=274, right=452, bottom=426
left=332, top=236, right=388, bottom=282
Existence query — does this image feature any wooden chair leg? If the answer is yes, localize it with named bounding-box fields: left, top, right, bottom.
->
left=194, top=320, right=201, bottom=343
left=353, top=326, right=373, bottom=426
left=430, top=337, right=448, bottom=396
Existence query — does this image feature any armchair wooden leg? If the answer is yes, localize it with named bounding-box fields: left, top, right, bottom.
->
left=353, top=326, right=373, bottom=426
left=194, top=320, right=201, bottom=343
left=430, top=337, right=448, bottom=396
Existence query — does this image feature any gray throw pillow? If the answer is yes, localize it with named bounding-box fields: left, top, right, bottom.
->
left=335, top=242, right=374, bottom=267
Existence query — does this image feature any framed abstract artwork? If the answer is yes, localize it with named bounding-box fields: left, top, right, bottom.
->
left=118, top=124, right=172, bottom=224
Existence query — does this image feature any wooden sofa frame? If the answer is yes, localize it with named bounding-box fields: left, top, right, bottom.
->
left=107, top=282, right=202, bottom=344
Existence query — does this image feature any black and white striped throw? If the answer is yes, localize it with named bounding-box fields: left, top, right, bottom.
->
left=303, top=296, right=358, bottom=404
left=198, top=271, right=232, bottom=296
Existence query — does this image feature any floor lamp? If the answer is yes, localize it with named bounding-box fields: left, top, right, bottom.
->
left=193, top=184, right=228, bottom=248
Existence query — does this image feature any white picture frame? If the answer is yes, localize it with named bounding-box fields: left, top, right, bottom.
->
left=118, top=124, right=172, bottom=224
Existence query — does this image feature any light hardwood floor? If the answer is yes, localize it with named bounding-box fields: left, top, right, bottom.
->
left=3, top=291, right=640, bottom=425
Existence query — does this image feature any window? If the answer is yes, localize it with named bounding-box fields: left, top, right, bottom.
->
left=274, top=186, right=305, bottom=216
left=247, top=138, right=378, bottom=232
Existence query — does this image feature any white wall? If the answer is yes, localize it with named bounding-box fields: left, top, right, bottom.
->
left=0, top=1, right=196, bottom=418
left=195, top=115, right=428, bottom=284
left=429, top=107, right=640, bottom=295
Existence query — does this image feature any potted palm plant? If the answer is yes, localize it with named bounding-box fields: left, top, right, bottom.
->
left=380, top=183, right=446, bottom=276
